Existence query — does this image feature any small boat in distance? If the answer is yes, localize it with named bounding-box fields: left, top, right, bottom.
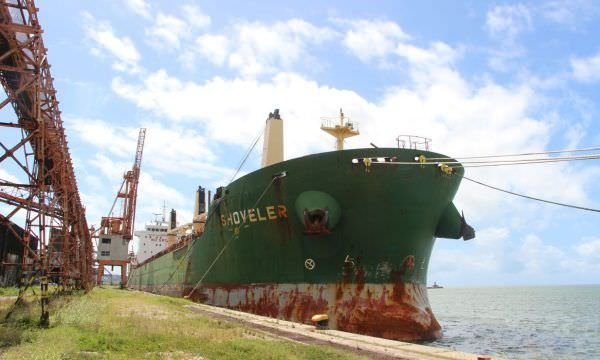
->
left=428, top=282, right=444, bottom=289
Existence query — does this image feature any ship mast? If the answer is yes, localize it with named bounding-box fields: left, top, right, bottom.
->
left=320, top=109, right=359, bottom=150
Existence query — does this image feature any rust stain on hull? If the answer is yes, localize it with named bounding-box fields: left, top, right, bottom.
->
left=166, top=282, right=442, bottom=341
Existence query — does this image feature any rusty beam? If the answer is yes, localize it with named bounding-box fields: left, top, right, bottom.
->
left=0, top=0, right=94, bottom=324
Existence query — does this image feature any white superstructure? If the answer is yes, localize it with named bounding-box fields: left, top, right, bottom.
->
left=134, top=217, right=169, bottom=263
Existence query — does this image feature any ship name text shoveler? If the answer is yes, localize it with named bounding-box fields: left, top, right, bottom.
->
left=220, top=205, right=288, bottom=227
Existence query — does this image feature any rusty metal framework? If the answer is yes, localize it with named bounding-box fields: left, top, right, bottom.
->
left=96, top=128, right=145, bottom=286
left=0, top=0, right=93, bottom=323
left=99, top=128, right=146, bottom=242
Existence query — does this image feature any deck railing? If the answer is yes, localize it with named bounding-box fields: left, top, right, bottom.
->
left=320, top=117, right=359, bottom=131
left=396, top=135, right=432, bottom=151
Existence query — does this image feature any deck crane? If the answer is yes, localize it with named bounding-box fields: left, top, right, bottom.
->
left=96, top=128, right=146, bottom=286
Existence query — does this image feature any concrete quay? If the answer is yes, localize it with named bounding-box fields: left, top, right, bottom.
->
left=187, top=303, right=493, bottom=360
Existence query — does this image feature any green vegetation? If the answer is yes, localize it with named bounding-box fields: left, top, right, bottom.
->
left=0, top=287, right=364, bottom=359
left=0, top=287, right=20, bottom=297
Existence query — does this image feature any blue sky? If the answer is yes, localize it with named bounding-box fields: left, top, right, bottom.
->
left=12, top=0, right=599, bottom=285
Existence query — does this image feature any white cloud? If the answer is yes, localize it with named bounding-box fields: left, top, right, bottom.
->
left=67, top=117, right=140, bottom=158
left=66, top=9, right=600, bottom=284
left=0, top=168, right=28, bottom=224
left=109, top=62, right=600, bottom=227
left=123, top=0, right=151, bottom=19
left=575, top=238, right=600, bottom=258
left=541, top=1, right=576, bottom=24
left=81, top=159, right=188, bottom=231
left=540, top=0, right=599, bottom=26
left=480, top=0, right=598, bottom=77
left=431, top=230, right=600, bottom=285
left=566, top=237, right=600, bottom=274
left=484, top=4, right=532, bottom=72
left=182, top=19, right=335, bottom=76
left=339, top=19, right=460, bottom=79
left=341, top=19, right=409, bottom=63
left=66, top=117, right=230, bottom=180
left=430, top=227, right=518, bottom=280
left=83, top=12, right=142, bottom=74
left=195, top=34, right=229, bottom=66
left=111, top=70, right=368, bottom=157
left=519, top=234, right=565, bottom=272
left=0, top=168, right=20, bottom=184
left=146, top=13, right=188, bottom=49
left=571, top=52, right=600, bottom=82
left=181, top=4, right=211, bottom=29
left=91, top=153, right=133, bottom=181
left=138, top=172, right=187, bottom=209
left=395, top=42, right=458, bottom=67
left=145, top=5, right=211, bottom=51
left=485, top=4, right=532, bottom=40
left=68, top=118, right=213, bottom=234
left=227, top=19, right=336, bottom=77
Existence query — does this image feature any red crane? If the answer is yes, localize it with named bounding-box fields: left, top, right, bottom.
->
left=100, top=128, right=146, bottom=239
left=96, top=128, right=146, bottom=285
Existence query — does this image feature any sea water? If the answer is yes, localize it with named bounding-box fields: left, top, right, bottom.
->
left=428, top=285, right=600, bottom=359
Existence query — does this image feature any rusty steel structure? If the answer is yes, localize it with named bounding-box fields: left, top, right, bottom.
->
left=100, top=128, right=146, bottom=242
left=0, top=0, right=93, bottom=323
left=96, top=128, right=145, bottom=286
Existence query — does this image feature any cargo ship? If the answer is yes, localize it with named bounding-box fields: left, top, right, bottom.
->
left=128, top=109, right=474, bottom=341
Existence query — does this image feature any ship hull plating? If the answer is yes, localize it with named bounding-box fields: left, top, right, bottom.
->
left=129, top=147, right=467, bottom=341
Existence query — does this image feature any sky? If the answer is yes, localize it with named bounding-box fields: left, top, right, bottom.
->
left=5, top=0, right=599, bottom=286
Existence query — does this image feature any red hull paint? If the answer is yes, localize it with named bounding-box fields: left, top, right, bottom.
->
left=180, top=282, right=441, bottom=341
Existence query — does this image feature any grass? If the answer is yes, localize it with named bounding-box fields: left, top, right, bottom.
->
left=0, top=287, right=20, bottom=297
left=0, top=287, right=366, bottom=359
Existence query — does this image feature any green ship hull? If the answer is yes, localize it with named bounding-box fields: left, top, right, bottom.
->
left=128, top=147, right=473, bottom=341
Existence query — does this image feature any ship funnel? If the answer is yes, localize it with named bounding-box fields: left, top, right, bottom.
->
left=193, top=186, right=207, bottom=235
left=261, top=109, right=284, bottom=167
left=169, top=208, right=176, bottom=230
left=195, top=186, right=206, bottom=215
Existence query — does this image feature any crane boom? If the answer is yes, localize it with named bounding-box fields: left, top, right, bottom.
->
left=100, top=128, right=146, bottom=239
left=96, top=128, right=146, bottom=286
left=122, top=128, right=146, bottom=239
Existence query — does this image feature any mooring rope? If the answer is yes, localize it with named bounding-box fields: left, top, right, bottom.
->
left=357, top=151, right=600, bottom=213
left=184, top=172, right=285, bottom=299
left=151, top=197, right=227, bottom=293
left=426, top=146, right=600, bottom=161
left=150, top=125, right=266, bottom=292
left=463, top=176, right=600, bottom=213
left=368, top=153, right=600, bottom=167
left=228, top=128, right=263, bottom=184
